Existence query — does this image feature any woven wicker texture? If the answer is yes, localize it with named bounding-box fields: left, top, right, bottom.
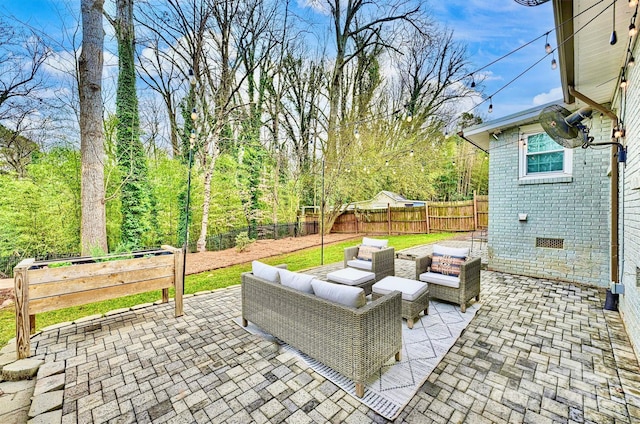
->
left=373, top=287, right=429, bottom=329
left=241, top=271, right=402, bottom=395
left=344, top=245, right=395, bottom=282
left=415, top=255, right=481, bottom=313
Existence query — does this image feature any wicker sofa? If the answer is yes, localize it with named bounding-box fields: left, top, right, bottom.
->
left=344, top=238, right=395, bottom=282
left=415, top=246, right=481, bottom=313
left=241, top=268, right=402, bottom=397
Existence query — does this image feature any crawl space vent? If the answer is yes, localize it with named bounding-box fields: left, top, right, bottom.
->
left=535, top=237, right=564, bottom=249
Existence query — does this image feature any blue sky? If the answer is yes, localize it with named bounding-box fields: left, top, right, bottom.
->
left=1, top=0, right=562, bottom=119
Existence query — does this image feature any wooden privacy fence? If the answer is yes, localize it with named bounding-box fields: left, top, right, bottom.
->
left=13, top=245, right=184, bottom=359
left=331, top=194, right=488, bottom=234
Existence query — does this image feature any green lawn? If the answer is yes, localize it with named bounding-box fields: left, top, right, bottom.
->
left=0, top=232, right=457, bottom=347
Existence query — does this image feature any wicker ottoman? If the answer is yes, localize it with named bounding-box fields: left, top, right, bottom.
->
left=372, top=276, right=429, bottom=329
left=327, top=268, right=376, bottom=295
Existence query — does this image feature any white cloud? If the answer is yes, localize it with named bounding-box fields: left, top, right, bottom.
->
left=532, top=86, right=563, bottom=105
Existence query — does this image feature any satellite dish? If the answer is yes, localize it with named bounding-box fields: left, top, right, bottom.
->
left=539, top=105, right=593, bottom=148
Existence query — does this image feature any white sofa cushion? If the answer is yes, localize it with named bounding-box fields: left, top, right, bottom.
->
left=362, top=237, right=388, bottom=248
left=372, top=276, right=428, bottom=301
left=311, top=279, right=366, bottom=308
left=347, top=259, right=373, bottom=271
left=419, top=271, right=460, bottom=288
left=278, top=269, right=315, bottom=294
left=432, top=244, right=469, bottom=258
left=252, top=260, right=280, bottom=283
left=326, top=268, right=375, bottom=286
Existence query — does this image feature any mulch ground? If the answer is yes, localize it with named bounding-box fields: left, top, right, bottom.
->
left=0, top=233, right=360, bottom=310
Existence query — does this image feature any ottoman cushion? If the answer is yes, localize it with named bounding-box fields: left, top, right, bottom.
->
left=327, top=268, right=375, bottom=286
left=373, top=276, right=428, bottom=301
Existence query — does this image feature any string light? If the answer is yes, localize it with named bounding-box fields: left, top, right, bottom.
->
left=188, top=69, right=196, bottom=86
left=410, top=149, right=414, bottom=157
left=354, top=127, right=360, bottom=139
left=620, top=73, right=628, bottom=89
left=470, top=74, right=476, bottom=88
left=191, top=108, right=198, bottom=121
left=488, top=97, right=493, bottom=114
left=544, top=32, right=552, bottom=53
left=629, top=51, right=636, bottom=67
left=631, top=0, right=638, bottom=8
left=630, top=22, right=637, bottom=37
left=611, top=0, right=618, bottom=45
left=551, top=57, right=558, bottom=70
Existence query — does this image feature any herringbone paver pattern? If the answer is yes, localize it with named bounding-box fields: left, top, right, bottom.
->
left=30, top=242, right=640, bottom=423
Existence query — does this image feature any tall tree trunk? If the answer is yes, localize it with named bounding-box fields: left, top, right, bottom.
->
left=196, top=129, right=220, bottom=252
left=79, top=0, right=107, bottom=254
left=113, top=0, right=149, bottom=248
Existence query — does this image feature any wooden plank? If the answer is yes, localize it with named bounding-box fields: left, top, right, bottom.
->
left=473, top=191, right=478, bottom=230
left=27, top=254, right=175, bottom=285
left=29, top=276, right=174, bottom=314
left=29, top=265, right=174, bottom=300
left=14, top=263, right=31, bottom=359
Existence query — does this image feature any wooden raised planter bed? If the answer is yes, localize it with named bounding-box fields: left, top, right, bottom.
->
left=13, top=245, right=184, bottom=359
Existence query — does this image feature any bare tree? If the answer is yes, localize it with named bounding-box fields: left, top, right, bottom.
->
left=79, top=0, right=108, bottom=254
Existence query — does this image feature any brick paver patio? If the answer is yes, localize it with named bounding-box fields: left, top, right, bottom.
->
left=26, top=242, right=640, bottom=423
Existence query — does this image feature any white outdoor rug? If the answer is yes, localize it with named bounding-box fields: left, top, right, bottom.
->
left=236, top=299, right=480, bottom=420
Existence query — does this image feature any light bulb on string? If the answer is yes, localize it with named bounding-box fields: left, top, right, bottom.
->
left=354, top=127, right=360, bottom=139
left=191, top=108, right=197, bottom=121
left=189, top=129, right=196, bottom=140
left=630, top=54, right=636, bottom=67
left=551, top=57, right=558, bottom=70
left=405, top=111, right=413, bottom=122
left=410, top=149, right=414, bottom=157
left=188, top=69, right=196, bottom=86
left=470, top=74, right=476, bottom=88
left=631, top=0, right=638, bottom=8
left=630, top=22, right=637, bottom=37
left=385, top=160, right=389, bottom=167
left=488, top=97, right=493, bottom=114
left=544, top=32, right=552, bottom=54
left=620, top=75, right=628, bottom=89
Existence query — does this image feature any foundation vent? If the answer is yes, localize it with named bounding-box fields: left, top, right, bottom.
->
left=535, top=237, right=564, bottom=249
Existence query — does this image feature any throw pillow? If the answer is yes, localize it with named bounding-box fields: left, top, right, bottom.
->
left=430, top=253, right=466, bottom=277
left=356, top=245, right=381, bottom=261
left=278, top=269, right=315, bottom=294
left=311, top=279, right=366, bottom=308
left=252, top=260, right=281, bottom=283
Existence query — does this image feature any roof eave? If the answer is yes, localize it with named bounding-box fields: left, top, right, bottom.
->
left=553, top=0, right=575, bottom=105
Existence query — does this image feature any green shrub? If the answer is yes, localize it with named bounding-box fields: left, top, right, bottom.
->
left=235, top=232, right=255, bottom=252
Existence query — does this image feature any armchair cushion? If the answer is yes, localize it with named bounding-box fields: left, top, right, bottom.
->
left=278, top=268, right=315, bottom=294
left=362, top=237, right=388, bottom=248
left=252, top=260, right=281, bottom=283
left=347, top=259, right=373, bottom=271
left=419, top=271, right=460, bottom=288
left=311, top=279, right=366, bottom=308
left=356, top=245, right=381, bottom=261
left=430, top=244, right=469, bottom=277
left=432, top=244, right=469, bottom=257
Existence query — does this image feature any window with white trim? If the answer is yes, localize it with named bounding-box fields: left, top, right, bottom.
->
left=519, top=126, right=572, bottom=180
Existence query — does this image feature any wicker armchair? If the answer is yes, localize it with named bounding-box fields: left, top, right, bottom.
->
left=344, top=244, right=395, bottom=282
left=415, top=254, right=481, bottom=313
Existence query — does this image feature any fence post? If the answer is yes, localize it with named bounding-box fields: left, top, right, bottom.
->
left=14, top=259, right=34, bottom=359
left=387, top=203, right=391, bottom=235
left=473, top=191, right=478, bottom=230
left=425, top=203, right=430, bottom=234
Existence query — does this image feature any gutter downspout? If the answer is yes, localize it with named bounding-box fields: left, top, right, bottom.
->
left=568, top=86, right=619, bottom=284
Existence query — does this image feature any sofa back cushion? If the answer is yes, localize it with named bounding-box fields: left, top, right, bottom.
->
left=278, top=269, right=315, bottom=294
left=430, top=245, right=468, bottom=277
left=252, top=260, right=281, bottom=283
left=311, top=279, right=366, bottom=308
left=356, top=245, right=381, bottom=261
left=362, top=237, right=388, bottom=248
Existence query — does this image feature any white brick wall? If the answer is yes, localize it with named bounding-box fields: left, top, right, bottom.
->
left=618, top=40, right=640, bottom=361
left=488, top=119, right=611, bottom=287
